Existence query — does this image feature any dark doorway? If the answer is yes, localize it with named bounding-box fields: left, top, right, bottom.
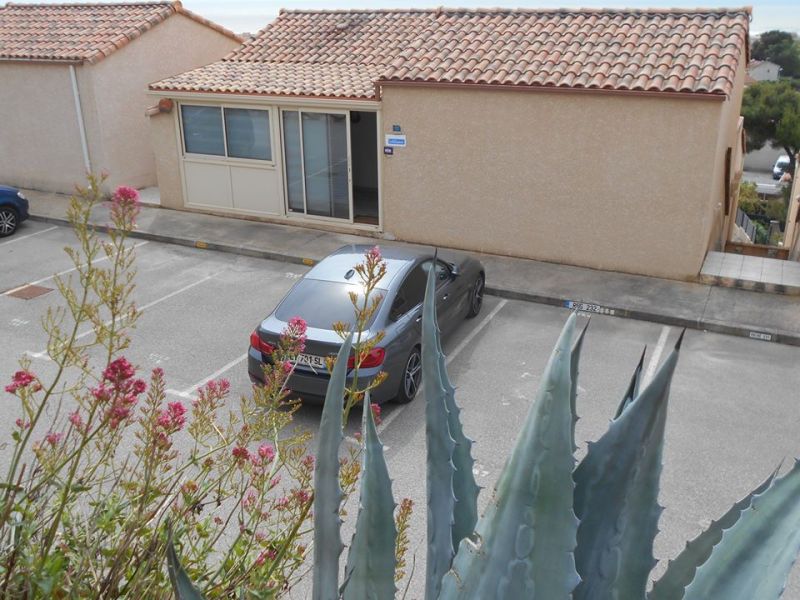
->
left=350, top=111, right=379, bottom=225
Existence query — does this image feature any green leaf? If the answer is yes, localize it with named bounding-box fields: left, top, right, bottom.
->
left=167, top=530, right=206, bottom=600
left=422, top=256, right=458, bottom=600
left=683, top=459, right=800, bottom=600
left=432, top=270, right=480, bottom=555
left=570, top=320, right=589, bottom=451
left=572, top=333, right=682, bottom=600
left=649, top=465, right=779, bottom=600
left=312, top=332, right=353, bottom=600
left=440, top=314, right=580, bottom=599
left=613, top=346, right=646, bottom=419
left=341, top=392, right=397, bottom=599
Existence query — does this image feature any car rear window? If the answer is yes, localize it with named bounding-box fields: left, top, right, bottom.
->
left=275, top=279, right=384, bottom=330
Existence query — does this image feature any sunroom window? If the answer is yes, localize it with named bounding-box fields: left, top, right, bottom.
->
left=181, top=105, right=272, bottom=161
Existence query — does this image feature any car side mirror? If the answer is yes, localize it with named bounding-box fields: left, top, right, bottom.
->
left=449, top=263, right=460, bottom=278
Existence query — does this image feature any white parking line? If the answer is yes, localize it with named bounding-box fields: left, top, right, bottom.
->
left=643, top=325, right=671, bottom=387
left=166, top=352, right=249, bottom=400
left=26, top=271, right=217, bottom=360
left=0, top=226, right=57, bottom=246
left=3, top=240, right=149, bottom=296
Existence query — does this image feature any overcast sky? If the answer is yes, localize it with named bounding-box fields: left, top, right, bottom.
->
left=8, top=0, right=799, bottom=37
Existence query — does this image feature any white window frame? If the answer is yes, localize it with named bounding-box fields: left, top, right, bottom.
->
left=179, top=102, right=276, bottom=168
left=279, top=107, right=354, bottom=224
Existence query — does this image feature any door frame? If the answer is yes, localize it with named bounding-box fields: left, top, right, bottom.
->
left=279, top=107, right=354, bottom=224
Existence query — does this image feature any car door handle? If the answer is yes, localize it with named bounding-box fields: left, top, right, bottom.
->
left=441, top=294, right=449, bottom=301
left=415, top=314, right=422, bottom=323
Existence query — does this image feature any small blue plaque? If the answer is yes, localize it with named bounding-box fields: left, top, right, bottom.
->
left=392, top=124, right=402, bottom=132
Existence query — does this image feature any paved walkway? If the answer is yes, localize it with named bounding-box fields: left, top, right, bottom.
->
left=23, top=189, right=800, bottom=346
left=700, top=251, right=800, bottom=295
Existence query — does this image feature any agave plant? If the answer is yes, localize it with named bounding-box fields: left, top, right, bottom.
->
left=170, top=256, right=800, bottom=599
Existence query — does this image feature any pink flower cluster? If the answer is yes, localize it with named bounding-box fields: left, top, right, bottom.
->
left=281, top=316, right=308, bottom=354
left=367, top=245, right=382, bottom=262
left=156, top=402, right=187, bottom=432
left=91, top=357, right=146, bottom=429
left=5, top=370, right=40, bottom=394
left=110, top=185, right=141, bottom=224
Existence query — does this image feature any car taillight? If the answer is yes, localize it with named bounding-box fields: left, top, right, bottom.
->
left=250, top=330, right=275, bottom=355
left=348, top=347, right=386, bottom=369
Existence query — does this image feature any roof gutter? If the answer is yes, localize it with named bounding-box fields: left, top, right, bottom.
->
left=376, top=79, right=727, bottom=102
left=69, top=64, right=92, bottom=174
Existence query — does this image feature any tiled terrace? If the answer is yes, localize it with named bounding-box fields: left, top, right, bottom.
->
left=700, top=251, right=800, bottom=295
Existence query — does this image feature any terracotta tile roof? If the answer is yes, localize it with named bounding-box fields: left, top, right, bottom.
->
left=0, top=1, right=241, bottom=64
left=150, top=60, right=382, bottom=99
left=150, top=7, right=750, bottom=100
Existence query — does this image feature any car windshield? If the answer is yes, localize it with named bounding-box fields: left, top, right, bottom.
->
left=275, top=278, right=384, bottom=330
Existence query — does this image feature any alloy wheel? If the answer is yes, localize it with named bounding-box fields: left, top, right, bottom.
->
left=0, top=209, right=16, bottom=236
left=404, top=350, right=422, bottom=399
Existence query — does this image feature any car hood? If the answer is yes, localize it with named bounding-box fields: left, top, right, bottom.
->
left=0, top=185, right=19, bottom=194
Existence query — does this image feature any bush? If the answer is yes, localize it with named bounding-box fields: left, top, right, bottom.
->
left=0, top=176, right=371, bottom=597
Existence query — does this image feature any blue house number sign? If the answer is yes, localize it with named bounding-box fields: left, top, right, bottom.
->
left=385, top=134, right=407, bottom=147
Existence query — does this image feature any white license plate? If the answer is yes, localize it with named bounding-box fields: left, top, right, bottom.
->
left=295, top=353, right=327, bottom=370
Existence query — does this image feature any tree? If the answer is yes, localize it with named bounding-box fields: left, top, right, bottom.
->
left=742, top=80, right=800, bottom=173
left=751, top=30, right=800, bottom=79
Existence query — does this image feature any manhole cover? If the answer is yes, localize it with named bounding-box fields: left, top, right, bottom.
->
left=5, top=284, right=53, bottom=300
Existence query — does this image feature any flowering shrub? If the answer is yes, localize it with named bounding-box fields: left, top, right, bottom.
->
left=0, top=176, right=367, bottom=597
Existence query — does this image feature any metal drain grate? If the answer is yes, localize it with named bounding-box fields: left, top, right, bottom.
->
left=5, top=284, right=53, bottom=300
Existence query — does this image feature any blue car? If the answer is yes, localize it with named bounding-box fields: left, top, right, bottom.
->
left=0, top=186, right=29, bottom=237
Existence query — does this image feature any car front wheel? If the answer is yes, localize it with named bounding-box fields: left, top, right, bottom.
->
left=0, top=207, right=18, bottom=237
left=395, top=347, right=422, bottom=404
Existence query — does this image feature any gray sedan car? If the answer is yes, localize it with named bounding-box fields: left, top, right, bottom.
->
left=248, top=244, right=485, bottom=404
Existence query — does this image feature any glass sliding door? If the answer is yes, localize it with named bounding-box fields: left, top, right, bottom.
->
left=282, top=110, right=351, bottom=220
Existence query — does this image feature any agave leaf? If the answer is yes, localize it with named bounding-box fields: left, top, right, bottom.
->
left=613, top=346, right=646, bottom=419
left=570, top=320, right=589, bottom=451
left=423, top=256, right=457, bottom=600
left=572, top=332, right=683, bottom=600
left=167, top=529, right=206, bottom=600
left=649, top=465, right=780, bottom=600
left=341, top=392, right=397, bottom=600
left=683, top=459, right=800, bottom=600
left=432, top=276, right=480, bottom=554
left=440, top=314, right=580, bottom=600
left=312, top=333, right=353, bottom=600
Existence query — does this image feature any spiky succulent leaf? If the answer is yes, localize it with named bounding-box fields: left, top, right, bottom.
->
left=570, top=321, right=589, bottom=451
left=341, top=392, right=397, bottom=600
left=683, top=459, right=800, bottom=600
left=423, top=257, right=457, bottom=600
left=433, top=294, right=480, bottom=553
left=649, top=466, right=779, bottom=600
left=572, top=333, right=682, bottom=600
left=167, top=530, right=206, bottom=600
left=440, top=314, right=580, bottom=600
left=312, top=333, right=353, bottom=600
left=614, top=346, right=646, bottom=419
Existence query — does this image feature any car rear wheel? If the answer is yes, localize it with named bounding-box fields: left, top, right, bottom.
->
left=395, top=346, right=422, bottom=404
left=466, top=273, right=485, bottom=318
left=0, top=207, right=18, bottom=237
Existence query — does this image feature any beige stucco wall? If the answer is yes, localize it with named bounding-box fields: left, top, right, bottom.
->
left=88, top=13, right=240, bottom=191
left=380, top=85, right=724, bottom=280
left=0, top=63, right=87, bottom=192
left=148, top=109, right=183, bottom=209
left=703, top=45, right=748, bottom=253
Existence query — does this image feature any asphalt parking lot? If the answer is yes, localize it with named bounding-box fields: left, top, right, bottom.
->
left=3, top=220, right=800, bottom=597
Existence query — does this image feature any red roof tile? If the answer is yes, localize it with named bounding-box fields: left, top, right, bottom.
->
left=150, top=60, right=382, bottom=99
left=0, top=1, right=241, bottom=64
left=150, top=7, right=750, bottom=100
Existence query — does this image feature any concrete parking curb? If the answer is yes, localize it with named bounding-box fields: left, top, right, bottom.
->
left=29, top=213, right=800, bottom=347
